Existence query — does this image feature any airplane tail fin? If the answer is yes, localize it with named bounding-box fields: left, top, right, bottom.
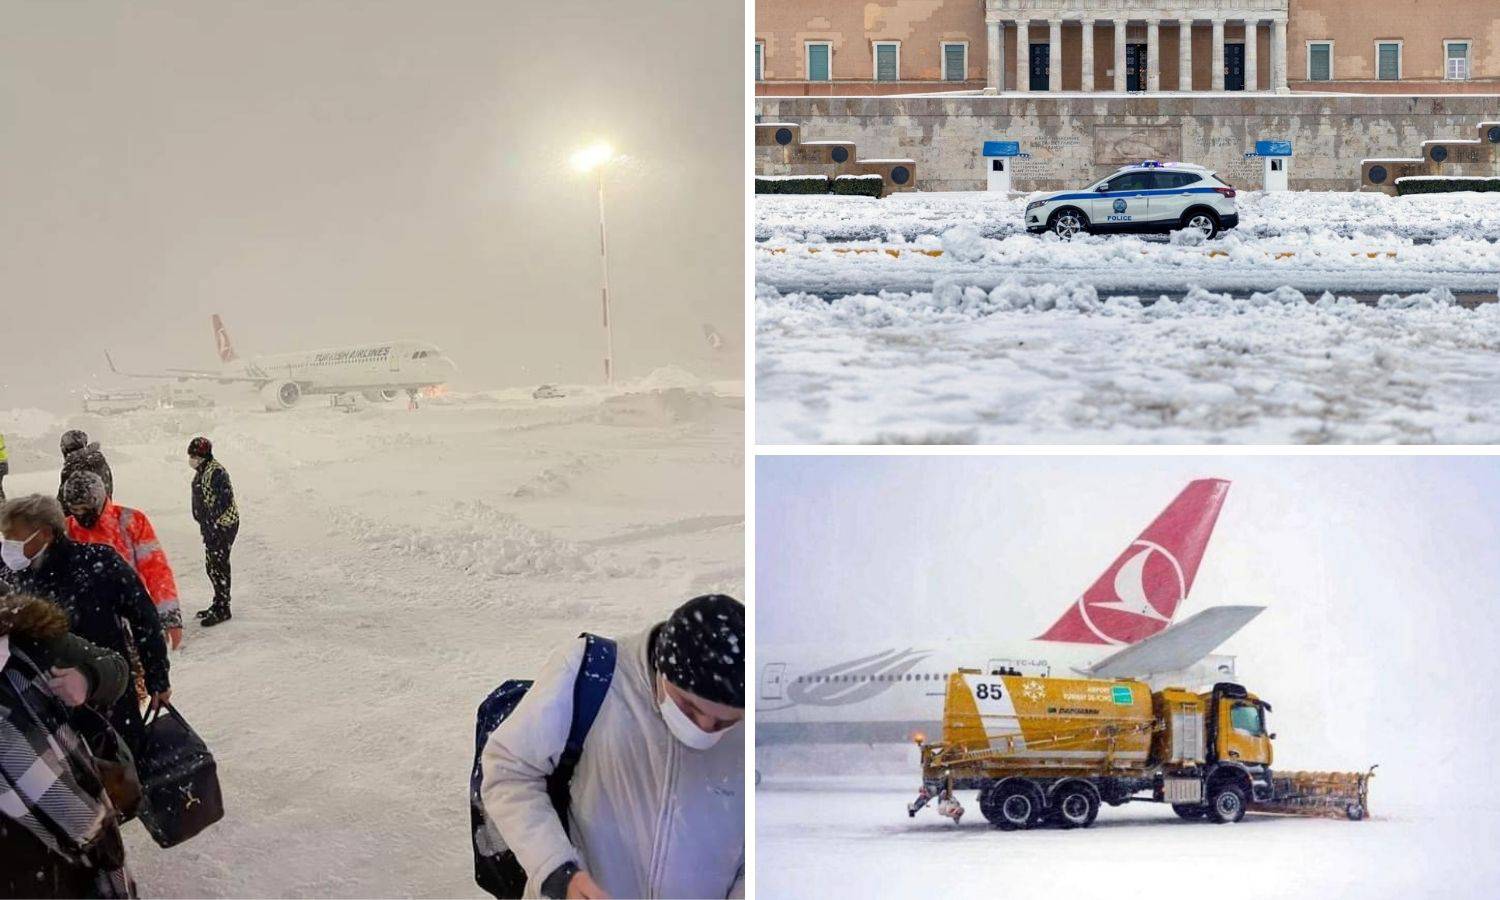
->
left=1037, top=478, right=1231, bottom=646
left=212, top=314, right=238, bottom=364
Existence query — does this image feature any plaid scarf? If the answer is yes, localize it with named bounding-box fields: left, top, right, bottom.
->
left=0, top=634, right=132, bottom=898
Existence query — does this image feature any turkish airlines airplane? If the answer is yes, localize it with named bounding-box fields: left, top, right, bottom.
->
left=757, top=478, right=1265, bottom=747
left=108, top=315, right=458, bottom=411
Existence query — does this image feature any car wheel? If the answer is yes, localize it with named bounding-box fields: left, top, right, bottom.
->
left=1050, top=209, right=1086, bottom=240
left=1184, top=211, right=1219, bottom=240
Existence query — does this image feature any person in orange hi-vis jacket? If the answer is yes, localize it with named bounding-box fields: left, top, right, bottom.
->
left=61, top=471, right=184, bottom=651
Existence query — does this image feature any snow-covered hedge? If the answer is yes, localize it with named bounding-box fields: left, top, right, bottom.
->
left=830, top=174, right=884, bottom=198
left=755, top=175, right=831, bottom=195
left=1396, top=177, right=1500, bottom=195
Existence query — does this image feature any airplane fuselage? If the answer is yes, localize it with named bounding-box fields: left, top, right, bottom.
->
left=229, top=340, right=457, bottom=394
left=757, top=640, right=1237, bottom=745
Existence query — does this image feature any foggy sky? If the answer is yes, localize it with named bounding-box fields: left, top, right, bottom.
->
left=757, top=455, right=1500, bottom=802
left=1, top=0, right=743, bottom=410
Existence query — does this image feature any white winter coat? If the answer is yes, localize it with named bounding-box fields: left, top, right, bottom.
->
left=480, top=626, right=745, bottom=899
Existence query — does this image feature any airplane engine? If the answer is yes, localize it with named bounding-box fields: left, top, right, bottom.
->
left=362, top=389, right=400, bottom=403
left=261, top=380, right=302, bottom=411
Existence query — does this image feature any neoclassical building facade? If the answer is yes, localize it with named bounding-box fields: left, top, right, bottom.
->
left=756, top=0, right=1500, bottom=95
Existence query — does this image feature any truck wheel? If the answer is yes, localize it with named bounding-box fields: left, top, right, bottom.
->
left=1345, top=803, right=1365, bottom=821
left=1053, top=785, right=1099, bottom=829
left=1172, top=804, right=1208, bottom=820
left=998, top=784, right=1040, bottom=831
left=1207, top=784, right=1246, bottom=824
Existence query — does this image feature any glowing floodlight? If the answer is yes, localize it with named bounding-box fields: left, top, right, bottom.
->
left=571, top=142, right=615, bottom=173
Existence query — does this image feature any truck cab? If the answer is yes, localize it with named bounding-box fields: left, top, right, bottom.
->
left=1159, top=682, right=1274, bottom=823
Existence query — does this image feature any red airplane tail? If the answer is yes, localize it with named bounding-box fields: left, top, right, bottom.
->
left=212, top=314, right=238, bottom=363
left=1037, top=478, right=1230, bottom=646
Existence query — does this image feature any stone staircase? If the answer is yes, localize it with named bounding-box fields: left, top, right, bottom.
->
left=754, top=122, right=916, bottom=196
left=1360, top=122, right=1500, bottom=194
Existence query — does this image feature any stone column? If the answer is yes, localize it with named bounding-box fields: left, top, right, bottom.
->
left=1048, top=19, right=1062, bottom=91
left=1179, top=20, right=1193, bottom=90
left=987, top=18, right=1003, bottom=93
left=1113, top=19, right=1127, bottom=92
left=1245, top=20, right=1258, bottom=91
left=1147, top=20, right=1160, bottom=92
left=1016, top=20, right=1029, bottom=92
left=1272, top=18, right=1288, bottom=92
left=1211, top=19, right=1226, bottom=91
left=1081, top=19, right=1095, bottom=92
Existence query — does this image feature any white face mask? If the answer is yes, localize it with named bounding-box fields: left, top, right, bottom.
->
left=189, top=457, right=203, bottom=470
left=658, top=676, right=734, bottom=751
left=1, top=531, right=41, bottom=573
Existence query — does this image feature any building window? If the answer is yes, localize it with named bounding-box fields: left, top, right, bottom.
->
left=874, top=41, right=900, bottom=82
left=1376, top=41, right=1401, bottom=81
left=1307, top=41, right=1333, bottom=81
left=1445, top=41, right=1471, bottom=80
left=942, top=42, right=967, bottom=81
left=755, top=42, right=764, bottom=81
left=806, top=42, right=831, bottom=81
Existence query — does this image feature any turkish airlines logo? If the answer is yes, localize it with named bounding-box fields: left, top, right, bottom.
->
left=1076, top=539, right=1185, bottom=645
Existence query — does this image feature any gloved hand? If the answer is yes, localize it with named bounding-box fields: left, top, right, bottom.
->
left=48, top=667, right=90, bottom=707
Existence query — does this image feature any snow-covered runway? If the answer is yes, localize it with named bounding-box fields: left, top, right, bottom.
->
left=756, top=192, right=1500, bottom=444
left=757, top=777, right=1500, bottom=900
left=1, top=378, right=743, bottom=897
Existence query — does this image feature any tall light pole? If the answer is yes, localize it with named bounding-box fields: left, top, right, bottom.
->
left=571, top=142, right=616, bottom=384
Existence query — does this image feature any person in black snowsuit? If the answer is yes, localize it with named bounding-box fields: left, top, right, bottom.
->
left=0, top=494, right=171, bottom=755
left=188, top=437, right=239, bottom=627
left=56, top=430, right=114, bottom=504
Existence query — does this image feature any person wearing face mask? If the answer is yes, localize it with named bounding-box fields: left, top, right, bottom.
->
left=55, top=430, right=114, bottom=505
left=480, top=594, right=745, bottom=900
left=186, top=437, right=239, bottom=627
left=0, top=494, right=172, bottom=755
left=64, top=472, right=184, bottom=652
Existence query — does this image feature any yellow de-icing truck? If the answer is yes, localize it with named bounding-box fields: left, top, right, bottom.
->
left=908, top=669, right=1375, bottom=829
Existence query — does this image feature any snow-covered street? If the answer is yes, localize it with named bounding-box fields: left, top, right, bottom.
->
left=756, top=191, right=1500, bottom=444
left=756, top=777, right=1500, bottom=900
left=0, top=377, right=742, bottom=898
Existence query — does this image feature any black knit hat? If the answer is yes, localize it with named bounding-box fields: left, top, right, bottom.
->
left=653, top=594, right=745, bottom=709
left=62, top=471, right=107, bottom=510
left=188, top=436, right=213, bottom=459
left=61, top=430, right=89, bottom=455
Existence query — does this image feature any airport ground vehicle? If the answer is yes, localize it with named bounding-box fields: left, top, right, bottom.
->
left=908, top=670, right=1374, bottom=829
left=1024, top=161, right=1240, bottom=240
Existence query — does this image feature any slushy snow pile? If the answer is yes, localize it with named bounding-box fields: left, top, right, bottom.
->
left=756, top=191, right=1500, bottom=444
left=1, top=376, right=742, bottom=897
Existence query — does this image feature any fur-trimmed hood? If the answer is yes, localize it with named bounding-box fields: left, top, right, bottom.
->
left=0, top=593, right=70, bottom=640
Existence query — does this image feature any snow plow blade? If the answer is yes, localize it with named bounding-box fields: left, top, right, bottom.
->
left=1250, top=766, right=1377, bottom=820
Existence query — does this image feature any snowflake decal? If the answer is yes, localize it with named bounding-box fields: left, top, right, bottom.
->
left=1022, top=680, right=1045, bottom=702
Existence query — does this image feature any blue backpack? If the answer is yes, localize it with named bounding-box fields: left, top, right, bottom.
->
left=470, top=634, right=617, bottom=899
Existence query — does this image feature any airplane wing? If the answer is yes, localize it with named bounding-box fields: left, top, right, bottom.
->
left=106, top=352, right=263, bottom=384
left=1080, top=605, right=1265, bottom=679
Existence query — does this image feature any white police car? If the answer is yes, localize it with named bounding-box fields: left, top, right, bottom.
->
left=1025, top=161, right=1239, bottom=240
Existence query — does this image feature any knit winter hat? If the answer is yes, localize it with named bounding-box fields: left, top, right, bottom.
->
left=653, top=594, right=745, bottom=709
left=62, top=471, right=107, bottom=511
left=188, top=436, right=213, bottom=459
left=60, top=430, right=89, bottom=455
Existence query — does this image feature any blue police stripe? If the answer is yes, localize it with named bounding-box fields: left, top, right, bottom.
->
left=1044, top=187, right=1224, bottom=203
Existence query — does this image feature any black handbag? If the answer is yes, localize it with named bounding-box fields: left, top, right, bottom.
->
left=135, top=702, right=224, bottom=847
